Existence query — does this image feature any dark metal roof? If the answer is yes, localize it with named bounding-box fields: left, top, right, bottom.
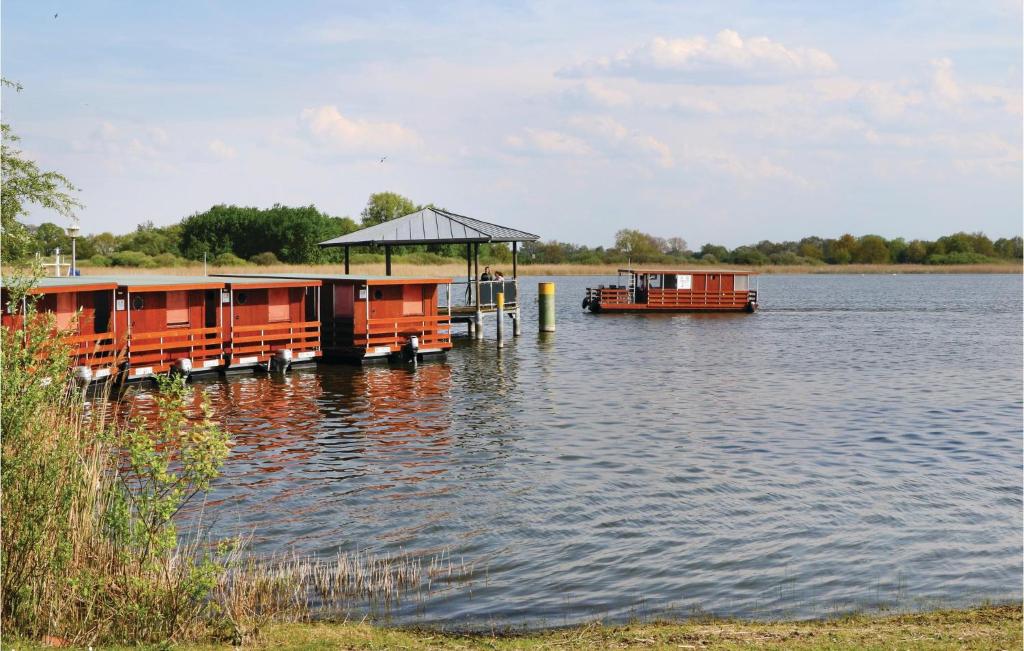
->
left=318, top=207, right=540, bottom=247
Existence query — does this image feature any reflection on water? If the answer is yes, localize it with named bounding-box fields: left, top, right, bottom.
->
left=119, top=274, right=1022, bottom=627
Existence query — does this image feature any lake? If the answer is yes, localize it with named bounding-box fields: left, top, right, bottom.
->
left=135, top=273, right=1022, bottom=626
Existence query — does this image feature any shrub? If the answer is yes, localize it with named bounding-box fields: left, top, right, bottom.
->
left=89, top=254, right=113, bottom=267
left=152, top=252, right=186, bottom=267
left=212, top=252, right=248, bottom=267
left=249, top=251, right=280, bottom=266
left=111, top=250, right=158, bottom=267
left=1, top=274, right=234, bottom=644
left=925, top=252, right=994, bottom=265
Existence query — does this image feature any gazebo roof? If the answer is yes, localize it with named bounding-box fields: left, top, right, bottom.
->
left=318, top=207, right=540, bottom=247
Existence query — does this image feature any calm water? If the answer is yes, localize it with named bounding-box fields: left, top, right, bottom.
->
left=135, top=274, right=1022, bottom=626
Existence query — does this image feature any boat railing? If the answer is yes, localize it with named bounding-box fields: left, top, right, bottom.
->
left=356, top=314, right=452, bottom=351
left=444, top=279, right=519, bottom=311
left=67, top=331, right=120, bottom=369
left=127, top=326, right=223, bottom=372
left=587, top=285, right=633, bottom=304
left=229, top=320, right=321, bottom=360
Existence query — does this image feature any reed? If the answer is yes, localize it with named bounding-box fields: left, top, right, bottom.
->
left=75, top=260, right=1022, bottom=278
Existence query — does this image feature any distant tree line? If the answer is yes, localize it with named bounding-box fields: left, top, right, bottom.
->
left=522, top=229, right=1024, bottom=266
left=12, top=190, right=1023, bottom=269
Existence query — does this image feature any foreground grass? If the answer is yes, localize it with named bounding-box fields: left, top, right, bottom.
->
left=21, top=604, right=1018, bottom=650
left=77, top=261, right=1023, bottom=278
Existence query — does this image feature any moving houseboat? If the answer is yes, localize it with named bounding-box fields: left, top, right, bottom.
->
left=583, top=269, right=758, bottom=314
left=2, top=276, right=120, bottom=382
left=217, top=276, right=321, bottom=371
left=217, top=273, right=452, bottom=363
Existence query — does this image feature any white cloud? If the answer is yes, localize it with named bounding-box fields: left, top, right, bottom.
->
left=505, top=128, right=593, bottom=156
left=930, top=57, right=963, bottom=104
left=567, top=115, right=674, bottom=167
left=558, top=29, right=837, bottom=82
left=208, top=139, right=237, bottom=160
left=299, top=105, right=421, bottom=153
left=564, top=81, right=633, bottom=107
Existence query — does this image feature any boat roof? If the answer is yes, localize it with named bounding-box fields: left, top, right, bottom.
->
left=1, top=275, right=120, bottom=294
left=76, top=275, right=226, bottom=291
left=212, top=275, right=322, bottom=289
left=618, top=268, right=757, bottom=275
left=213, top=272, right=453, bottom=285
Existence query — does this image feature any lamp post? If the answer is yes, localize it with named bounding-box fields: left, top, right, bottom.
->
left=66, top=217, right=81, bottom=276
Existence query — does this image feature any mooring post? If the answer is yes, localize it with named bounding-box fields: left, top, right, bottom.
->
left=513, top=306, right=522, bottom=336
left=538, top=282, right=555, bottom=332
left=475, top=311, right=484, bottom=339
left=496, top=291, right=505, bottom=349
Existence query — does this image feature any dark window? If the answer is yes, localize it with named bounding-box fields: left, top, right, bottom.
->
left=236, top=291, right=248, bottom=305
left=131, top=295, right=144, bottom=310
left=373, top=289, right=383, bottom=300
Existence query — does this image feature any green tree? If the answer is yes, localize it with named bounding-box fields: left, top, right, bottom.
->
left=1, top=80, right=81, bottom=263
left=903, top=240, right=928, bottom=263
left=614, top=229, right=664, bottom=261
left=359, top=192, right=417, bottom=227
left=31, top=222, right=71, bottom=256
left=854, top=235, right=891, bottom=264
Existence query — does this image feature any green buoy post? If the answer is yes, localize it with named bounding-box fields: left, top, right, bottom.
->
left=538, top=282, right=555, bottom=332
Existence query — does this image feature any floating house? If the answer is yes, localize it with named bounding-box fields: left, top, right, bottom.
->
left=1, top=276, right=120, bottom=381
left=583, top=269, right=759, bottom=313
left=216, top=276, right=321, bottom=371
left=216, top=273, right=452, bottom=362
left=110, top=275, right=228, bottom=379
left=317, top=207, right=539, bottom=338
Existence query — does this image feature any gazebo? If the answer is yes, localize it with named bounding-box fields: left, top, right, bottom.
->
left=318, top=207, right=540, bottom=338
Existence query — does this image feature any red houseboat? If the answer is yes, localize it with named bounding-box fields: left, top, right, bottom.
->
left=111, top=276, right=227, bottom=379
left=217, top=276, right=321, bottom=371
left=583, top=269, right=758, bottom=313
left=218, top=273, right=453, bottom=362
left=2, top=276, right=121, bottom=381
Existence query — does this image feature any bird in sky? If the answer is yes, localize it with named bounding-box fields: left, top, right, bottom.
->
left=379, top=156, right=387, bottom=164
left=54, top=13, right=58, bottom=18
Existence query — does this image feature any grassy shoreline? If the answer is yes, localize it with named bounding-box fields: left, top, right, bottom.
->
left=75, top=261, right=1024, bottom=278
left=22, top=604, right=1019, bottom=649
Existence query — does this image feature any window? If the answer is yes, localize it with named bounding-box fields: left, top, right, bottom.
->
left=333, top=285, right=354, bottom=317
left=402, top=284, right=423, bottom=316
left=734, top=275, right=749, bottom=291
left=678, top=274, right=692, bottom=290
left=268, top=288, right=290, bottom=322
left=131, top=294, right=145, bottom=310
left=166, top=291, right=189, bottom=327
left=55, top=292, right=75, bottom=330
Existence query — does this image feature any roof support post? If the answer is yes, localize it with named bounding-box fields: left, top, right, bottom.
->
left=385, top=246, right=392, bottom=276
left=466, top=243, right=473, bottom=305
left=512, top=241, right=518, bottom=279
left=473, top=242, right=480, bottom=311
left=344, top=246, right=350, bottom=275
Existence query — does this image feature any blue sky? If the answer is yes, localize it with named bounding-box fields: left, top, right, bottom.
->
left=2, top=1, right=1021, bottom=247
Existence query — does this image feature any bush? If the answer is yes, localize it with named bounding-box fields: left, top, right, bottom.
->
left=212, top=252, right=248, bottom=267
left=111, top=250, right=158, bottom=267
left=153, top=252, right=186, bottom=267
left=250, top=251, right=280, bottom=266
left=89, top=254, right=113, bottom=267
left=925, top=252, right=994, bottom=265
left=1, top=275, right=233, bottom=644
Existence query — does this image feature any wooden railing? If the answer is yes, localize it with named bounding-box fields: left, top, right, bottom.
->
left=228, top=320, right=320, bottom=360
left=127, top=326, right=223, bottom=372
left=67, top=331, right=120, bottom=369
left=591, top=287, right=632, bottom=304
left=646, top=289, right=753, bottom=309
left=357, top=314, right=452, bottom=351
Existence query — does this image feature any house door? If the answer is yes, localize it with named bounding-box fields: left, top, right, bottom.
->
left=706, top=273, right=721, bottom=293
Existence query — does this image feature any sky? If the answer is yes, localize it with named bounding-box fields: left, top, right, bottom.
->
left=2, top=1, right=1021, bottom=248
